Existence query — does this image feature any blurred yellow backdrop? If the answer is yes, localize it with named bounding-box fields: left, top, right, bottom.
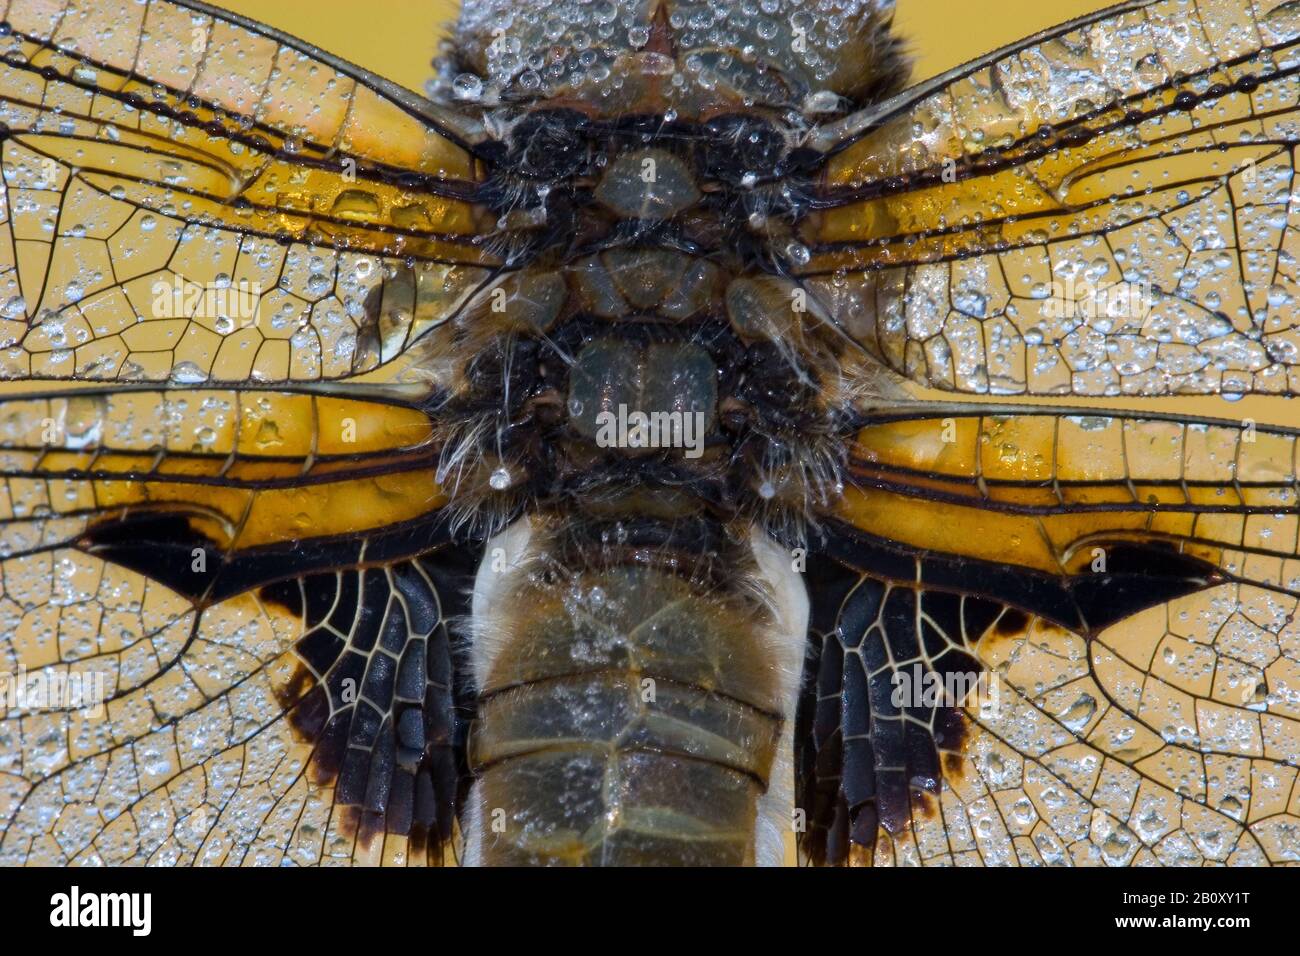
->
left=210, top=0, right=1117, bottom=90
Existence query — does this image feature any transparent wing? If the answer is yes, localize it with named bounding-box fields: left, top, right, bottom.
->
left=0, top=0, right=495, bottom=383
left=799, top=408, right=1300, bottom=865
left=0, top=384, right=476, bottom=865
left=798, top=0, right=1300, bottom=397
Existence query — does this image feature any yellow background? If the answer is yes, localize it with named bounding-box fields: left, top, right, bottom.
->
left=209, top=0, right=1118, bottom=88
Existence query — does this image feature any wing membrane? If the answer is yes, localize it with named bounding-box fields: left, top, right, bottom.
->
left=0, top=377, right=476, bottom=865
left=0, top=0, right=497, bottom=383
left=799, top=0, right=1300, bottom=396
left=0, top=1, right=492, bottom=870
left=833, top=569, right=1300, bottom=866
left=800, top=406, right=1300, bottom=864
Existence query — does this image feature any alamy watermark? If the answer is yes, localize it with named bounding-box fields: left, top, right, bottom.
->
left=50, top=886, right=150, bottom=936
left=150, top=275, right=261, bottom=324
left=1041, top=275, right=1154, bottom=322
left=891, top=664, right=1001, bottom=714
left=0, top=667, right=106, bottom=718
left=593, top=404, right=706, bottom=460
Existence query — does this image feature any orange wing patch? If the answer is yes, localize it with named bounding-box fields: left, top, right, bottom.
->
left=841, top=410, right=1295, bottom=576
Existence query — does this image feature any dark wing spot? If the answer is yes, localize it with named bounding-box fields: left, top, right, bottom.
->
left=80, top=512, right=222, bottom=601
left=260, top=577, right=305, bottom=618
left=797, top=553, right=1003, bottom=864
left=910, top=789, right=939, bottom=820
left=994, top=607, right=1030, bottom=637
left=265, top=553, right=475, bottom=863
left=1069, top=540, right=1221, bottom=632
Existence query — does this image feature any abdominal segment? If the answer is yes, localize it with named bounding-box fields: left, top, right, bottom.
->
left=464, top=516, right=807, bottom=865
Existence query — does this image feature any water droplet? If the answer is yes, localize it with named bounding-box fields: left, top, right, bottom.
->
left=1265, top=0, right=1300, bottom=41
left=1058, top=692, right=1097, bottom=732
left=1011, top=797, right=1036, bottom=826
left=954, top=290, right=989, bottom=317
left=489, top=467, right=512, bottom=490
left=330, top=189, right=380, bottom=220
left=62, top=394, right=105, bottom=449
left=1101, top=827, right=1133, bottom=862
left=452, top=73, right=483, bottom=101
left=803, top=90, right=841, bottom=114
left=169, top=361, right=206, bottom=384
left=1218, top=794, right=1244, bottom=816
left=254, top=419, right=281, bottom=447
left=1, top=295, right=26, bottom=319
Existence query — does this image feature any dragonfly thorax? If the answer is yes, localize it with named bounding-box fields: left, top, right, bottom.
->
left=433, top=0, right=909, bottom=118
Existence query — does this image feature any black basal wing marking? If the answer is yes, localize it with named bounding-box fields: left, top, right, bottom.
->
left=0, top=0, right=498, bottom=383
left=797, top=0, right=1300, bottom=398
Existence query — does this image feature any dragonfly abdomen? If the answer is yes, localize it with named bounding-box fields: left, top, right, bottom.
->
left=464, top=516, right=807, bottom=865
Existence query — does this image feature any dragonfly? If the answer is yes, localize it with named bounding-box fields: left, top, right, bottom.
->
left=0, top=0, right=1298, bottom=867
